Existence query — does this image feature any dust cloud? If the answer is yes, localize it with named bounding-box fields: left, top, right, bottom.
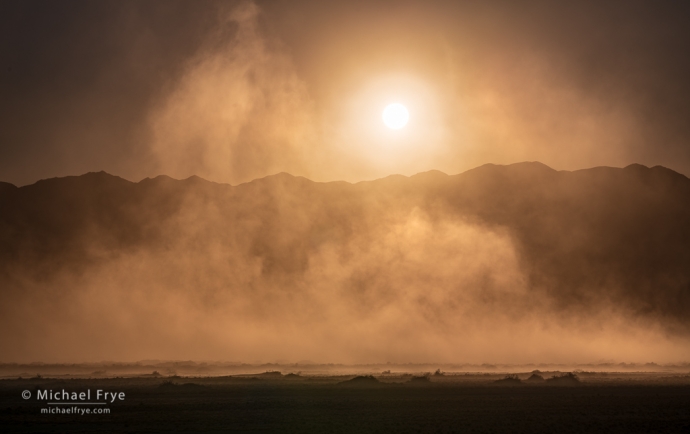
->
left=149, top=1, right=317, bottom=184
left=1, top=165, right=688, bottom=364
left=2, top=1, right=690, bottom=365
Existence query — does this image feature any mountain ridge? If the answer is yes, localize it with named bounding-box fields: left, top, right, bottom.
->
left=4, top=161, right=688, bottom=191
left=1, top=161, right=689, bottom=363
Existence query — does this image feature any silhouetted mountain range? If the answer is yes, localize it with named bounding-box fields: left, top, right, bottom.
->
left=1, top=162, right=689, bottom=334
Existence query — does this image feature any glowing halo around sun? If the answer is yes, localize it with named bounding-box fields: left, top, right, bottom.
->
left=382, top=103, right=409, bottom=129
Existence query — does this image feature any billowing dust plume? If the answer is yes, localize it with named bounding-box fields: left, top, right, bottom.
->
left=1, top=163, right=688, bottom=364
left=149, top=1, right=317, bottom=183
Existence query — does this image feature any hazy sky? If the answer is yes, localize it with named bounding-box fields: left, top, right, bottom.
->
left=2, top=0, right=690, bottom=186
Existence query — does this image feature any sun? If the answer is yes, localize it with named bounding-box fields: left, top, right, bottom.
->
left=382, top=103, right=409, bottom=129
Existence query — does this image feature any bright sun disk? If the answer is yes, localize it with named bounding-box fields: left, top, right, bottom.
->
left=382, top=103, right=409, bottom=129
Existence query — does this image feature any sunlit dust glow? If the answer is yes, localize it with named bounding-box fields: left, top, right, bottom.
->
left=331, top=74, right=450, bottom=179
left=382, top=103, right=409, bottom=129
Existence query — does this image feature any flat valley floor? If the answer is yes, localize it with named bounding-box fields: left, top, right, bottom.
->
left=1, top=373, right=689, bottom=433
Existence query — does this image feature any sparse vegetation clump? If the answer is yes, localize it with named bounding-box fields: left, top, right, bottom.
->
left=494, top=374, right=522, bottom=385
left=546, top=372, right=580, bottom=385
left=407, top=375, right=431, bottom=384
left=158, top=380, right=176, bottom=388
left=526, top=373, right=545, bottom=382
left=339, top=375, right=381, bottom=386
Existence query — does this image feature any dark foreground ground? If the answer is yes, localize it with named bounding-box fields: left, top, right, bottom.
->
left=1, top=374, right=689, bottom=433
